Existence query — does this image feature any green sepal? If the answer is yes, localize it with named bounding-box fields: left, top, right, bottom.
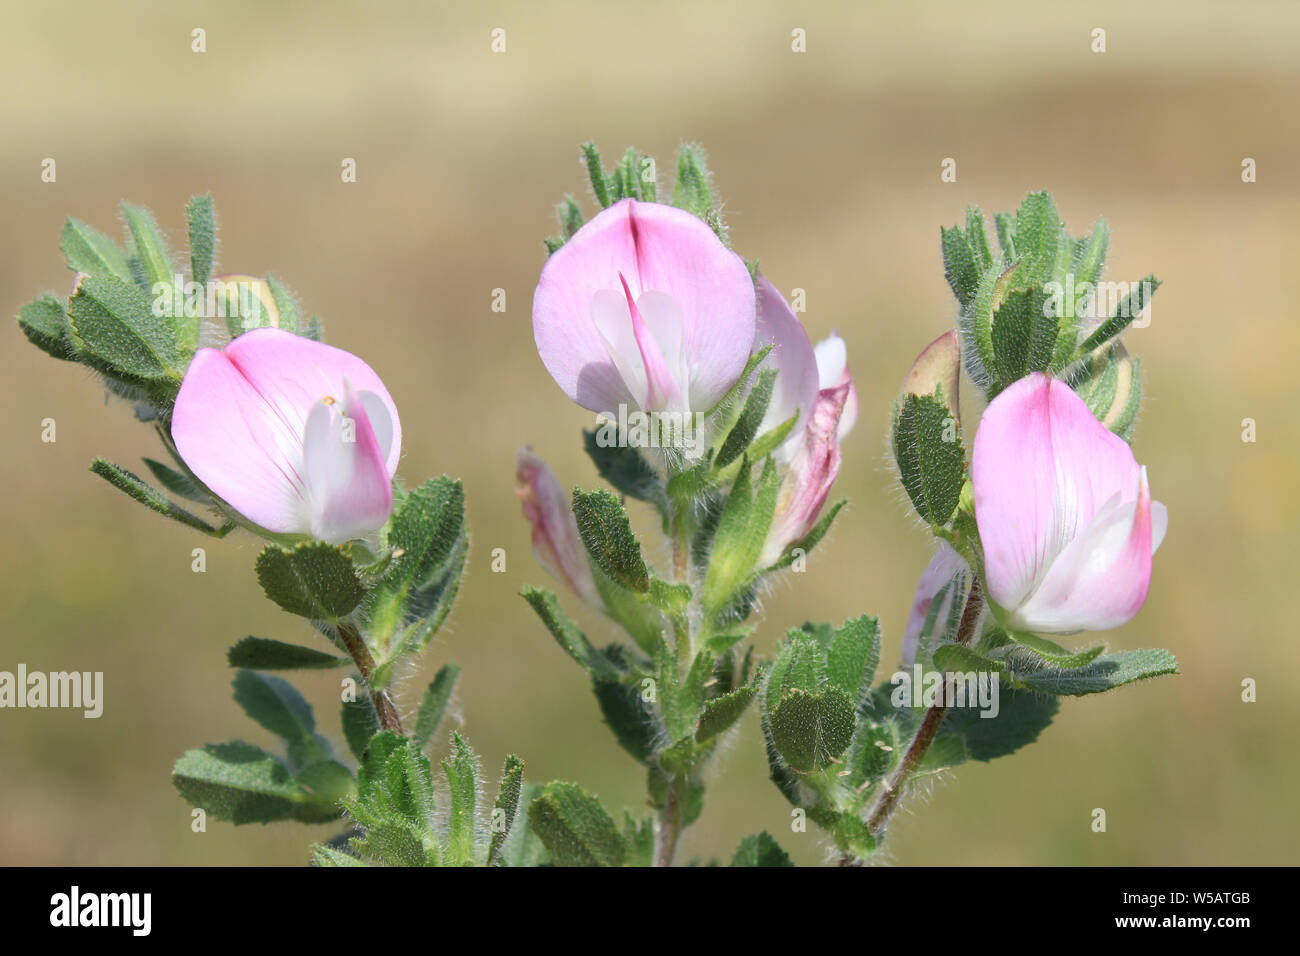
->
left=583, top=429, right=663, bottom=508
left=1009, top=632, right=1106, bottom=668
left=141, top=457, right=208, bottom=503
left=716, top=367, right=776, bottom=468
left=694, top=685, right=756, bottom=743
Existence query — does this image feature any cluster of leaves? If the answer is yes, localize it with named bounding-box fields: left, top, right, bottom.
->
left=943, top=190, right=1158, bottom=422
left=522, top=147, right=849, bottom=864
left=787, top=189, right=1178, bottom=860
left=545, top=141, right=730, bottom=253
left=15, top=197, right=321, bottom=538
left=171, top=477, right=474, bottom=844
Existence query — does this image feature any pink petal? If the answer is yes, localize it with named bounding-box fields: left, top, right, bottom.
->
left=302, top=385, right=395, bottom=543
left=173, top=345, right=311, bottom=533
left=754, top=277, right=820, bottom=453
left=814, top=333, right=857, bottom=441
left=533, top=199, right=755, bottom=413
left=901, top=542, right=969, bottom=666
left=973, top=372, right=1165, bottom=632
left=516, top=447, right=601, bottom=606
left=760, top=379, right=850, bottom=566
left=1012, top=468, right=1158, bottom=632
left=172, top=327, right=401, bottom=537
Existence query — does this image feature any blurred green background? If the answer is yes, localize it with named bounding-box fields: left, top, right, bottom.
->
left=2, top=0, right=1297, bottom=866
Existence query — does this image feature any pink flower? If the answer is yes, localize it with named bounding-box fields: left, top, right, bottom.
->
left=172, top=327, right=401, bottom=544
left=753, top=281, right=857, bottom=566
left=901, top=542, right=969, bottom=667
left=532, top=199, right=756, bottom=416
left=972, top=372, right=1168, bottom=634
left=515, top=446, right=600, bottom=607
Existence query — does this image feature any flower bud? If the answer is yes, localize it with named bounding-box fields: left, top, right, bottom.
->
left=901, top=329, right=960, bottom=410
left=515, top=447, right=601, bottom=608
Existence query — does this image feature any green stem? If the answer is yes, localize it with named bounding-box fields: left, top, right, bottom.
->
left=655, top=777, right=682, bottom=867
left=865, top=577, right=984, bottom=837
left=338, top=620, right=404, bottom=735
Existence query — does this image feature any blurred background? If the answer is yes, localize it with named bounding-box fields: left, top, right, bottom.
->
left=2, top=0, right=1297, bottom=866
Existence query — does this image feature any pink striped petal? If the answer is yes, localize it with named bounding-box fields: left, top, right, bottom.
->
left=533, top=199, right=755, bottom=414
left=516, top=447, right=601, bottom=607
left=901, top=542, right=969, bottom=667
left=972, top=372, right=1166, bottom=633
left=172, top=328, right=401, bottom=540
left=754, top=277, right=820, bottom=453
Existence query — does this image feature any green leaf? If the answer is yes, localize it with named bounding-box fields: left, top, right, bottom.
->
left=990, top=286, right=1059, bottom=383
left=1018, top=648, right=1178, bottom=696
left=311, top=843, right=367, bottom=866
left=227, top=637, right=346, bottom=671
left=892, top=393, right=965, bottom=526
left=932, top=643, right=1004, bottom=674
left=255, top=542, right=364, bottom=621
left=232, top=670, right=319, bottom=746
left=528, top=782, right=625, bottom=867
left=941, top=223, right=979, bottom=309
left=122, top=202, right=175, bottom=292
left=1077, top=275, right=1161, bottom=355
left=17, top=295, right=76, bottom=361
left=413, top=663, right=461, bottom=750
left=187, top=194, right=216, bottom=286
left=1013, top=191, right=1063, bottom=283
left=695, top=686, right=756, bottom=743
left=716, top=367, right=776, bottom=468
left=1072, top=218, right=1109, bottom=288
left=769, top=686, right=856, bottom=773
left=994, top=211, right=1017, bottom=261
left=826, top=615, right=881, bottom=703
left=764, top=499, right=846, bottom=571
left=488, top=754, right=525, bottom=866
left=341, top=691, right=380, bottom=763
left=673, top=143, right=715, bottom=223
left=731, top=831, right=795, bottom=867
left=497, top=783, right=550, bottom=867
left=571, top=489, right=650, bottom=593
left=264, top=274, right=300, bottom=334
left=89, top=459, right=232, bottom=536
left=172, top=741, right=339, bottom=824
left=67, top=273, right=181, bottom=387
left=593, top=662, right=659, bottom=763
left=60, top=217, right=132, bottom=282
left=442, top=732, right=478, bottom=865
left=521, top=587, right=622, bottom=680
left=1010, top=632, right=1106, bottom=668
left=294, top=760, right=357, bottom=805
left=938, top=686, right=1059, bottom=762
left=580, top=141, right=612, bottom=208
left=141, top=457, right=208, bottom=503
left=583, top=429, right=662, bottom=506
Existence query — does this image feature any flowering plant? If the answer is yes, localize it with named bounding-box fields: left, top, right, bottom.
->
left=16, top=151, right=1176, bottom=866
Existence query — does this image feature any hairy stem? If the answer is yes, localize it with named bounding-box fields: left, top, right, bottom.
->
left=865, top=577, right=983, bottom=836
left=338, top=620, right=404, bottom=735
left=655, top=777, right=682, bottom=867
